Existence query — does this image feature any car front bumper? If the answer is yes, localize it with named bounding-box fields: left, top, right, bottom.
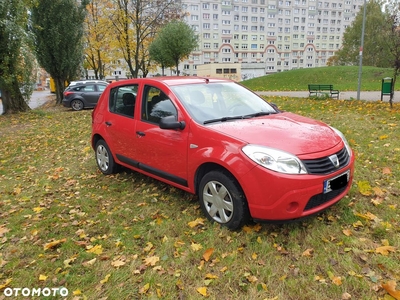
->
left=240, top=155, right=355, bottom=221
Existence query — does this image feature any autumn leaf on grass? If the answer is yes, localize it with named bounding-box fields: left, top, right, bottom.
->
left=203, top=248, right=214, bottom=262
left=0, top=225, right=10, bottom=237
left=100, top=274, right=111, bottom=284
left=191, top=242, right=203, bottom=252
left=82, top=258, right=97, bottom=267
left=0, top=278, right=12, bottom=289
left=354, top=211, right=378, bottom=221
left=327, top=271, right=342, bottom=286
left=144, top=256, right=159, bottom=266
left=375, top=245, right=396, bottom=256
left=342, top=229, right=352, bottom=236
left=86, top=244, right=103, bottom=255
left=188, top=218, right=205, bottom=228
left=382, top=167, right=392, bottom=175
left=197, top=287, right=208, bottom=297
left=357, top=181, right=372, bottom=196
left=39, top=274, right=47, bottom=281
left=302, top=248, right=314, bottom=257
left=139, top=283, right=150, bottom=294
left=43, top=238, right=66, bottom=250
left=381, top=281, right=400, bottom=300
left=111, top=259, right=126, bottom=268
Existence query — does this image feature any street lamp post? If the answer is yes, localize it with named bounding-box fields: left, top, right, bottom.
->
left=357, top=0, right=367, bottom=100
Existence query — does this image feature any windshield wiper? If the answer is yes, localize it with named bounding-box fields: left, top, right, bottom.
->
left=243, top=111, right=276, bottom=118
left=203, top=112, right=276, bottom=124
left=203, top=116, right=245, bottom=124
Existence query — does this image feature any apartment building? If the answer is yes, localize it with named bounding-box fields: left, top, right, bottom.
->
left=179, top=0, right=364, bottom=80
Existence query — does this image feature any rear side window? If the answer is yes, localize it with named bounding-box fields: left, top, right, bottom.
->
left=109, top=85, right=138, bottom=118
left=72, top=85, right=95, bottom=92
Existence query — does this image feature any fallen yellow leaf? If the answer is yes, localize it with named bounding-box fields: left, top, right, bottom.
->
left=43, top=238, right=66, bottom=250
left=342, top=229, right=352, bottom=236
left=381, top=281, right=400, bottom=300
left=0, top=278, right=12, bottom=289
left=139, top=283, right=150, bottom=294
left=111, top=260, right=126, bottom=268
left=203, top=248, right=214, bottom=262
left=100, top=273, right=111, bottom=284
left=144, top=255, right=159, bottom=266
left=197, top=287, right=208, bottom=297
left=39, top=274, right=47, bottom=281
left=302, top=248, right=314, bottom=257
left=86, top=244, right=103, bottom=255
left=191, top=242, right=203, bottom=251
left=188, top=218, right=205, bottom=228
left=375, top=246, right=396, bottom=256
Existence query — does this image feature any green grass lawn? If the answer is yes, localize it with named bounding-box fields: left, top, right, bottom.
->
left=0, top=90, right=399, bottom=299
left=241, top=66, right=396, bottom=92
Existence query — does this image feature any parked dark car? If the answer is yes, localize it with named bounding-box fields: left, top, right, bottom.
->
left=63, top=82, right=108, bottom=111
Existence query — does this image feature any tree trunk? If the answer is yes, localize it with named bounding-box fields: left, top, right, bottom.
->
left=1, top=87, right=30, bottom=115
left=55, top=78, right=64, bottom=104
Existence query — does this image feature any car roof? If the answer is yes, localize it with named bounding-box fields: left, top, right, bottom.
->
left=69, top=80, right=108, bottom=86
left=107, top=76, right=232, bottom=89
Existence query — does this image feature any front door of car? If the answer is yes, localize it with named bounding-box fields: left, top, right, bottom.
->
left=133, top=85, right=189, bottom=187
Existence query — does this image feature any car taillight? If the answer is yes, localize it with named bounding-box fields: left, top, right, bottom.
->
left=63, top=91, right=74, bottom=96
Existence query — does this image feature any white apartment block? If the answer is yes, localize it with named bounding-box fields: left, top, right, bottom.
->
left=178, top=0, right=364, bottom=80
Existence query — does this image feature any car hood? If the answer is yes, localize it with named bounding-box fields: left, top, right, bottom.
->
left=207, top=112, right=342, bottom=155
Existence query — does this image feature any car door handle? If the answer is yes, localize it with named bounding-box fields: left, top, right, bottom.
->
left=136, top=131, right=145, bottom=137
left=105, top=121, right=112, bottom=126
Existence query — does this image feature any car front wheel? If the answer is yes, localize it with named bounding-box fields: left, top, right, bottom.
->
left=95, top=140, right=117, bottom=175
left=199, top=170, right=250, bottom=230
left=71, top=99, right=84, bottom=111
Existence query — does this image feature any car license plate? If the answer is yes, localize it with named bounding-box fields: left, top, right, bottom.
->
left=323, top=170, right=350, bottom=194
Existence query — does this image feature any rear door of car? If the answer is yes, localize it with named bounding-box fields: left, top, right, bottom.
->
left=102, top=84, right=139, bottom=159
left=133, top=84, right=189, bottom=187
left=83, top=84, right=106, bottom=106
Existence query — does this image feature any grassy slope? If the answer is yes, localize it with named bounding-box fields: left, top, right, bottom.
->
left=241, top=66, right=396, bottom=92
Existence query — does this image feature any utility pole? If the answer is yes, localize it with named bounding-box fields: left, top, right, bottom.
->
left=357, top=0, right=367, bottom=100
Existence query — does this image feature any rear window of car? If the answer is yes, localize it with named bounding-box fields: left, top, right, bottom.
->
left=108, top=85, right=138, bottom=118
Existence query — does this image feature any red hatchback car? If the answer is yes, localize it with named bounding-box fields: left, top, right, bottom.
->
left=91, top=77, right=355, bottom=230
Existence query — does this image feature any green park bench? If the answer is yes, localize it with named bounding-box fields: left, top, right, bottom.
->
left=308, top=84, right=339, bottom=99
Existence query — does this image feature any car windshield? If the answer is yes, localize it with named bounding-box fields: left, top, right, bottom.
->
left=171, top=82, right=277, bottom=124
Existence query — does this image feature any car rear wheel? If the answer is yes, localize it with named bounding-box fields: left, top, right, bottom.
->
left=71, top=99, right=84, bottom=111
left=199, top=170, right=250, bottom=230
left=95, top=140, right=117, bottom=175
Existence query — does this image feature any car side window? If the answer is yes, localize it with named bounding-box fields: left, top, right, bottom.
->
left=109, top=85, right=138, bottom=118
left=83, top=85, right=95, bottom=92
left=142, top=86, right=177, bottom=124
left=97, top=84, right=107, bottom=92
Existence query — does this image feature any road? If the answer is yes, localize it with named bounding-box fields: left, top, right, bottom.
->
left=256, top=91, right=399, bottom=103
left=0, top=90, right=55, bottom=114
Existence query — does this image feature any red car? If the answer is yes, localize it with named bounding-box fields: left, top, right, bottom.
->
left=91, top=77, right=355, bottom=230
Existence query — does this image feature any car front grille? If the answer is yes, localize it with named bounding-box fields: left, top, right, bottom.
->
left=302, top=147, right=350, bottom=175
left=304, top=185, right=347, bottom=211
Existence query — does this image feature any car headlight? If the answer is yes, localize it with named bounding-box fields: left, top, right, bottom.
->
left=330, top=127, right=352, bottom=157
left=242, top=145, right=307, bottom=174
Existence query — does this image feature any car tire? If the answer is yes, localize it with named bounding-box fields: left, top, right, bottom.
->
left=95, top=140, right=117, bottom=175
left=199, top=170, right=250, bottom=230
left=71, top=99, right=84, bottom=111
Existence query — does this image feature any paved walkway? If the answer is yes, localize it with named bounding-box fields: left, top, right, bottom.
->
left=257, top=90, right=399, bottom=103
left=0, top=90, right=55, bottom=114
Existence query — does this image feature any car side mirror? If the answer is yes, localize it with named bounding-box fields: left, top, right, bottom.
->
left=159, top=115, right=186, bottom=130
